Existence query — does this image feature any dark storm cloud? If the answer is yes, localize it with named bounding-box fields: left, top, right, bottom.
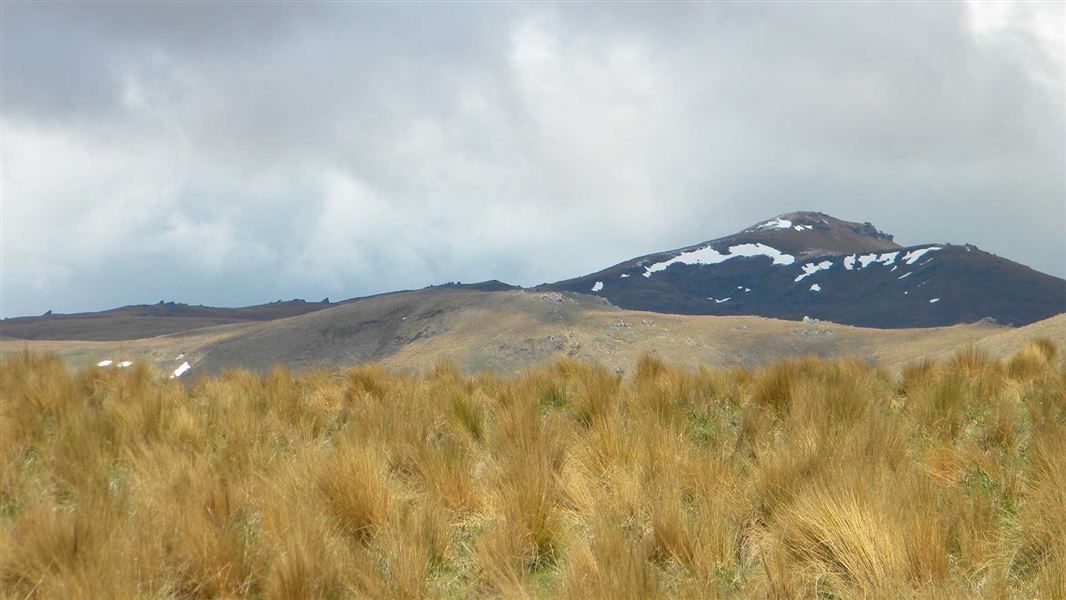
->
left=2, top=2, right=1062, bottom=317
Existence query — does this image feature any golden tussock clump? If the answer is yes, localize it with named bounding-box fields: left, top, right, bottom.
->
left=0, top=340, right=1063, bottom=598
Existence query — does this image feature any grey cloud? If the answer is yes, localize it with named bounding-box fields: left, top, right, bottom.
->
left=1, top=2, right=1062, bottom=317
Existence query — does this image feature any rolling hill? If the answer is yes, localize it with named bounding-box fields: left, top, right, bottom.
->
left=4, top=287, right=1063, bottom=379
left=0, top=298, right=337, bottom=341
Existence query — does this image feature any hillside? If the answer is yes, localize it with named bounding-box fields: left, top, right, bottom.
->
left=0, top=298, right=338, bottom=341
left=4, top=287, right=1063, bottom=379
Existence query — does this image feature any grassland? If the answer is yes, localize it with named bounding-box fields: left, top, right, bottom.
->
left=1, top=341, right=1064, bottom=598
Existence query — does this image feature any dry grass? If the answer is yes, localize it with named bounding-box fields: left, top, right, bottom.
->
left=1, top=338, right=1064, bottom=598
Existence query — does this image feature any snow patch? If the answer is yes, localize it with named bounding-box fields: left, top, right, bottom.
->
left=591, top=281, right=604, bottom=292
left=97, top=360, right=113, bottom=367
left=929, top=298, right=940, bottom=304
left=809, top=284, right=822, bottom=292
left=619, top=273, right=629, bottom=278
left=712, top=297, right=731, bottom=303
left=643, top=243, right=795, bottom=277
left=857, top=253, right=879, bottom=268
left=844, top=251, right=902, bottom=270
left=903, top=246, right=943, bottom=264
left=117, top=361, right=133, bottom=368
left=897, top=272, right=912, bottom=280
left=755, top=218, right=792, bottom=230
left=792, top=224, right=813, bottom=231
left=877, top=252, right=899, bottom=266
left=171, top=362, right=191, bottom=379
left=795, top=260, right=833, bottom=282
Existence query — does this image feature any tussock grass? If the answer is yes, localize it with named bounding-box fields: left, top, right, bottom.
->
left=1, top=344, right=1064, bottom=598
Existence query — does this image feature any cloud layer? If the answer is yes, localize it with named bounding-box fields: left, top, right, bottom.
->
left=2, top=2, right=1063, bottom=317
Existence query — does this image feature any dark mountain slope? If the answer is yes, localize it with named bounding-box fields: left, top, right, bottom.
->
left=544, top=212, right=1065, bottom=328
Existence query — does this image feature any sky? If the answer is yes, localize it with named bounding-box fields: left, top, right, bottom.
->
left=1, top=2, right=1063, bottom=318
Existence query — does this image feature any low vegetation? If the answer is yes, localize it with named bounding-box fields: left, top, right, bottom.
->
left=1, top=341, right=1064, bottom=598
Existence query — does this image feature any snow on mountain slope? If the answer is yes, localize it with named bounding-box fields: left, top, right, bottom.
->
left=544, top=211, right=1066, bottom=328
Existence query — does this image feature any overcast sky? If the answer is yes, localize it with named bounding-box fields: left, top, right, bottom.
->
left=2, top=2, right=1063, bottom=318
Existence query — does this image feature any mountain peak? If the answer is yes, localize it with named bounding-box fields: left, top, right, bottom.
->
left=747, top=211, right=893, bottom=241
left=735, top=211, right=898, bottom=256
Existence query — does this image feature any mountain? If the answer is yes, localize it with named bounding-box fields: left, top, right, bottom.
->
left=543, top=211, right=1066, bottom=328
left=2, top=211, right=1063, bottom=376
